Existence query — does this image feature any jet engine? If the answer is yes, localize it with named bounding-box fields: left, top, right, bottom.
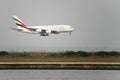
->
left=46, top=30, right=51, bottom=34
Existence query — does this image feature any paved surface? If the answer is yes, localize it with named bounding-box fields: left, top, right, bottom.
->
left=0, top=62, right=120, bottom=64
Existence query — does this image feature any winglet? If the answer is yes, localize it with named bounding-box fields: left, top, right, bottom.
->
left=12, top=16, right=31, bottom=31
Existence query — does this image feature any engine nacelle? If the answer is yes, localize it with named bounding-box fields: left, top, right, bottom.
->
left=46, top=30, right=51, bottom=34
left=36, top=29, right=42, bottom=32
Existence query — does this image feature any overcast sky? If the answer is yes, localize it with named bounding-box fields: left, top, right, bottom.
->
left=0, top=0, right=120, bottom=52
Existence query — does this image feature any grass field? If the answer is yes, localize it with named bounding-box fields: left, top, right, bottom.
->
left=0, top=58, right=120, bottom=62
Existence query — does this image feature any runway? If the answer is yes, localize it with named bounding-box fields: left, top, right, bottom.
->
left=0, top=62, right=120, bottom=70
left=0, top=62, right=120, bottom=65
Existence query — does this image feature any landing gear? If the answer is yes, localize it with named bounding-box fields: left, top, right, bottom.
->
left=69, top=32, right=71, bottom=35
left=39, top=30, right=49, bottom=36
left=40, top=33, right=49, bottom=36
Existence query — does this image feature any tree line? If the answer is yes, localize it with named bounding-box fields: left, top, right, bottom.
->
left=63, top=51, right=120, bottom=57
left=0, top=51, right=120, bottom=58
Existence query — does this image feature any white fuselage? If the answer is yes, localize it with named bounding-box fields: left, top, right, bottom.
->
left=17, top=25, right=74, bottom=35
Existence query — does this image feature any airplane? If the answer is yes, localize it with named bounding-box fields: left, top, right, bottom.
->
left=12, top=16, right=74, bottom=36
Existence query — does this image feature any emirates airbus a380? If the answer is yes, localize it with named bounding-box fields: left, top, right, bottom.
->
left=12, top=16, right=74, bottom=36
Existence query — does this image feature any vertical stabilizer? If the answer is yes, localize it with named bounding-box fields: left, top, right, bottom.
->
left=12, top=16, right=31, bottom=31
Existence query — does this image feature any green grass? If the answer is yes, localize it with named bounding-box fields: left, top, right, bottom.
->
left=0, top=58, right=120, bottom=62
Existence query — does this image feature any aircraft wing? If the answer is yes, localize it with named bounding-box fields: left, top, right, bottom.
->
left=29, top=27, right=59, bottom=36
